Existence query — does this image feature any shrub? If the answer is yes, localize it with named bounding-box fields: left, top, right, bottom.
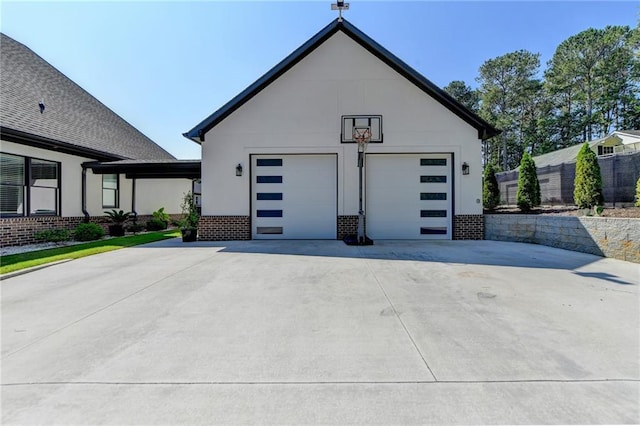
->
left=635, top=177, right=640, bottom=208
left=74, top=223, right=105, bottom=241
left=146, top=218, right=168, bottom=231
left=104, top=209, right=132, bottom=224
left=516, top=152, right=540, bottom=212
left=180, top=191, right=199, bottom=229
left=152, top=207, right=170, bottom=226
left=35, top=229, right=71, bottom=243
left=127, top=223, right=146, bottom=234
left=482, top=163, right=500, bottom=211
left=574, top=143, right=603, bottom=209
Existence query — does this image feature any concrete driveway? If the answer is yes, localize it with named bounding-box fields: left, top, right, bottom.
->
left=1, top=239, right=638, bottom=424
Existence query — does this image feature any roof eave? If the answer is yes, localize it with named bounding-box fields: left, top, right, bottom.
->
left=84, top=160, right=201, bottom=179
left=1, top=126, right=125, bottom=161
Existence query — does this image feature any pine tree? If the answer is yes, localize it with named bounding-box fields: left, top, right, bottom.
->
left=483, top=163, right=500, bottom=210
left=573, top=143, right=603, bottom=209
left=516, top=152, right=541, bottom=211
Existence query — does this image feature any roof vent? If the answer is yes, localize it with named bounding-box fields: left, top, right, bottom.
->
left=38, top=101, right=45, bottom=114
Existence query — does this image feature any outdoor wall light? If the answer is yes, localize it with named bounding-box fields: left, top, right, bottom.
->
left=462, top=162, right=470, bottom=175
left=235, top=163, right=243, bottom=176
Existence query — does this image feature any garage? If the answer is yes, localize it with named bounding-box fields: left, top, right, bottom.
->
left=251, top=154, right=337, bottom=239
left=366, top=154, right=452, bottom=239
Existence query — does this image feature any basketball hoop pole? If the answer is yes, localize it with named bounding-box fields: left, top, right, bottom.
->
left=354, top=127, right=371, bottom=245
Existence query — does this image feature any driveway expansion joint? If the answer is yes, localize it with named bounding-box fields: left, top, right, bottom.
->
left=360, top=252, right=438, bottom=382
left=3, top=379, right=638, bottom=386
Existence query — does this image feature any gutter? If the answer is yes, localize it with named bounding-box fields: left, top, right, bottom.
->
left=81, top=165, right=90, bottom=221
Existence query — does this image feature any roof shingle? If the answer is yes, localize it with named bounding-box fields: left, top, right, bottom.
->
left=0, top=33, right=174, bottom=161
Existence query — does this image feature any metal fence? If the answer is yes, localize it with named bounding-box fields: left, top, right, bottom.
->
left=496, top=151, right=640, bottom=207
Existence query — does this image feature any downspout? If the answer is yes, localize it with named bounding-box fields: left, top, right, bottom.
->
left=131, top=177, right=138, bottom=223
left=81, top=165, right=90, bottom=222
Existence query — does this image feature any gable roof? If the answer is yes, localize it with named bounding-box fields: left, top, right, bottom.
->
left=0, top=33, right=175, bottom=161
left=183, top=18, right=500, bottom=143
left=528, top=139, right=603, bottom=169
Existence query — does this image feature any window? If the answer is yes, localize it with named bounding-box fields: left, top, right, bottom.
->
left=598, top=146, right=614, bottom=156
left=102, top=174, right=119, bottom=208
left=420, top=176, right=447, bottom=183
left=0, top=153, right=60, bottom=217
left=420, top=158, right=447, bottom=166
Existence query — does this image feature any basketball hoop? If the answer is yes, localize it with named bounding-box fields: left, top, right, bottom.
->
left=353, top=127, right=371, bottom=153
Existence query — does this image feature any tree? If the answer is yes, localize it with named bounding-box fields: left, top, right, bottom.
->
left=482, top=163, right=500, bottom=210
left=635, top=177, right=640, bottom=208
left=477, top=50, right=542, bottom=171
left=573, top=143, right=603, bottom=209
left=443, top=80, right=480, bottom=112
left=545, top=26, right=639, bottom=144
left=516, top=152, right=540, bottom=211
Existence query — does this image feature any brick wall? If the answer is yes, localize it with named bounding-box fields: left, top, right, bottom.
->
left=1, top=216, right=103, bottom=247
left=198, top=216, right=251, bottom=241
left=453, top=214, right=484, bottom=240
left=485, top=214, right=640, bottom=263
left=337, top=215, right=359, bottom=240
left=0, top=213, right=182, bottom=248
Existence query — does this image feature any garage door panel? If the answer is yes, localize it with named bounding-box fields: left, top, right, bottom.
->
left=252, top=155, right=336, bottom=239
left=367, top=154, right=452, bottom=239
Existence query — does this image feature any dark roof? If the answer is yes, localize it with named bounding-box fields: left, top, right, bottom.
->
left=85, top=159, right=200, bottom=179
left=0, top=33, right=175, bottom=161
left=184, top=18, right=500, bottom=142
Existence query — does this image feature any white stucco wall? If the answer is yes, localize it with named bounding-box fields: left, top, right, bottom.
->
left=1, top=140, right=191, bottom=217
left=134, top=178, right=192, bottom=215
left=201, top=31, right=483, bottom=217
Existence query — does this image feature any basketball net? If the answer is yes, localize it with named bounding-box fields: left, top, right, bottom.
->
left=353, top=127, right=372, bottom=152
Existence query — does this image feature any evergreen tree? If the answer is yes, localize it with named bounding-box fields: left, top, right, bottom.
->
left=573, top=143, right=603, bottom=209
left=483, top=163, right=500, bottom=210
left=516, top=152, right=541, bottom=211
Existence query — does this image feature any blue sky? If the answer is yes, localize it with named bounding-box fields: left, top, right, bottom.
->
left=1, top=1, right=637, bottom=159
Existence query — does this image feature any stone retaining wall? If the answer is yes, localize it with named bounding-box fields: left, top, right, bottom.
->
left=485, top=215, right=639, bottom=263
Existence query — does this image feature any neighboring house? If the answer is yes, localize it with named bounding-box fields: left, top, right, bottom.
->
left=0, top=33, right=200, bottom=247
left=496, top=131, right=640, bottom=206
left=184, top=18, right=499, bottom=241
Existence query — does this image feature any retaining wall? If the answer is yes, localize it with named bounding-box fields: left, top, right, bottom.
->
left=485, top=215, right=639, bottom=263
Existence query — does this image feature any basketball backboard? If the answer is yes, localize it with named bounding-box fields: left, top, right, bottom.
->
left=341, top=115, right=382, bottom=143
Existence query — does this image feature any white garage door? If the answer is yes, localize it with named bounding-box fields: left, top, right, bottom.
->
left=252, top=154, right=337, bottom=239
left=366, top=154, right=452, bottom=239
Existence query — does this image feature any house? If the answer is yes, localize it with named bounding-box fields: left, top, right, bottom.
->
left=0, top=33, right=200, bottom=247
left=184, top=18, right=499, bottom=241
left=496, top=131, right=640, bottom=206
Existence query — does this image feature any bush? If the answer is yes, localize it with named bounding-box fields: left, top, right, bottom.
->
left=104, top=209, right=132, bottom=224
left=516, top=152, right=540, bottom=212
left=483, top=163, right=500, bottom=211
left=74, top=223, right=105, bottom=241
left=34, top=229, right=71, bottom=243
left=574, top=143, right=603, bottom=209
left=152, top=207, right=170, bottom=226
left=635, top=177, right=640, bottom=208
left=127, top=223, right=146, bottom=234
left=146, top=218, right=168, bottom=231
left=180, top=191, right=199, bottom=229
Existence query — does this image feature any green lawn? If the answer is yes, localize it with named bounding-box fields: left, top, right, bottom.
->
left=0, top=230, right=180, bottom=275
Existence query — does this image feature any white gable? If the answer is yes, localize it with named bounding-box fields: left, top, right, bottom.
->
left=210, top=31, right=477, bottom=143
